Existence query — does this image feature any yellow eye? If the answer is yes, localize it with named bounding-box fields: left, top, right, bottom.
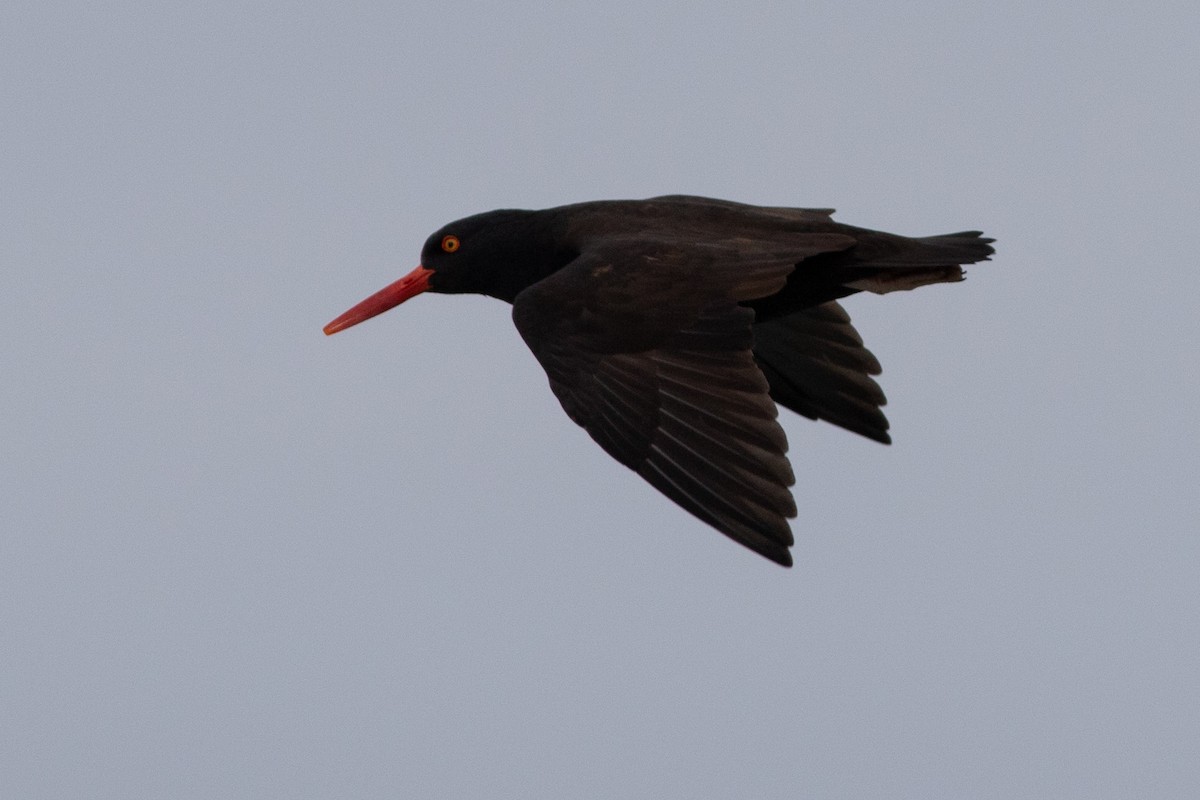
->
left=441, top=235, right=460, bottom=253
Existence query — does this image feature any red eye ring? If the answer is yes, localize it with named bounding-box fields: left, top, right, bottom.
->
left=441, top=235, right=460, bottom=253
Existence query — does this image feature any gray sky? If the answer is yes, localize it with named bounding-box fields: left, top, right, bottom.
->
left=4, top=1, right=1199, bottom=797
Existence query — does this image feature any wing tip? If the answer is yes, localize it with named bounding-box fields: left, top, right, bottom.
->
left=766, top=548, right=794, bottom=568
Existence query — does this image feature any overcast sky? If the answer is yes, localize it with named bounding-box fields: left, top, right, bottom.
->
left=4, top=1, right=1199, bottom=798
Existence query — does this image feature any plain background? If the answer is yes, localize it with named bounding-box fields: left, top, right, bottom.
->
left=4, top=1, right=1198, bottom=797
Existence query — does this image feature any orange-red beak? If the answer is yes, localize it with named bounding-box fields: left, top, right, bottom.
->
left=323, top=266, right=433, bottom=335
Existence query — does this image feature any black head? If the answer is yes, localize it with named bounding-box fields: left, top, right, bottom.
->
left=323, top=207, right=575, bottom=336
left=419, top=208, right=575, bottom=303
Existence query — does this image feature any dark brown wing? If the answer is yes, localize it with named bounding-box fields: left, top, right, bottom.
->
left=753, top=302, right=891, bottom=444
left=511, top=241, right=824, bottom=566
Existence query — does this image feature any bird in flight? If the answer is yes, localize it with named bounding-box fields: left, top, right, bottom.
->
left=324, top=195, right=994, bottom=566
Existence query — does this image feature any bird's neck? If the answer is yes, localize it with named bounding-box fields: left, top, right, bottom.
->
left=474, top=211, right=577, bottom=304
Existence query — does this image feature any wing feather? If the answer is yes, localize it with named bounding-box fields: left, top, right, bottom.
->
left=512, top=247, right=812, bottom=565
left=753, top=302, right=891, bottom=443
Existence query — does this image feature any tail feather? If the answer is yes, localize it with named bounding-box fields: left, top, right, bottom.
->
left=915, top=230, right=995, bottom=266
left=845, top=265, right=964, bottom=294
left=842, top=231, right=994, bottom=295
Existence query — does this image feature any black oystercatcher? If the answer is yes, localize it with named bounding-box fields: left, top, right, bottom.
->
left=324, top=195, right=994, bottom=566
